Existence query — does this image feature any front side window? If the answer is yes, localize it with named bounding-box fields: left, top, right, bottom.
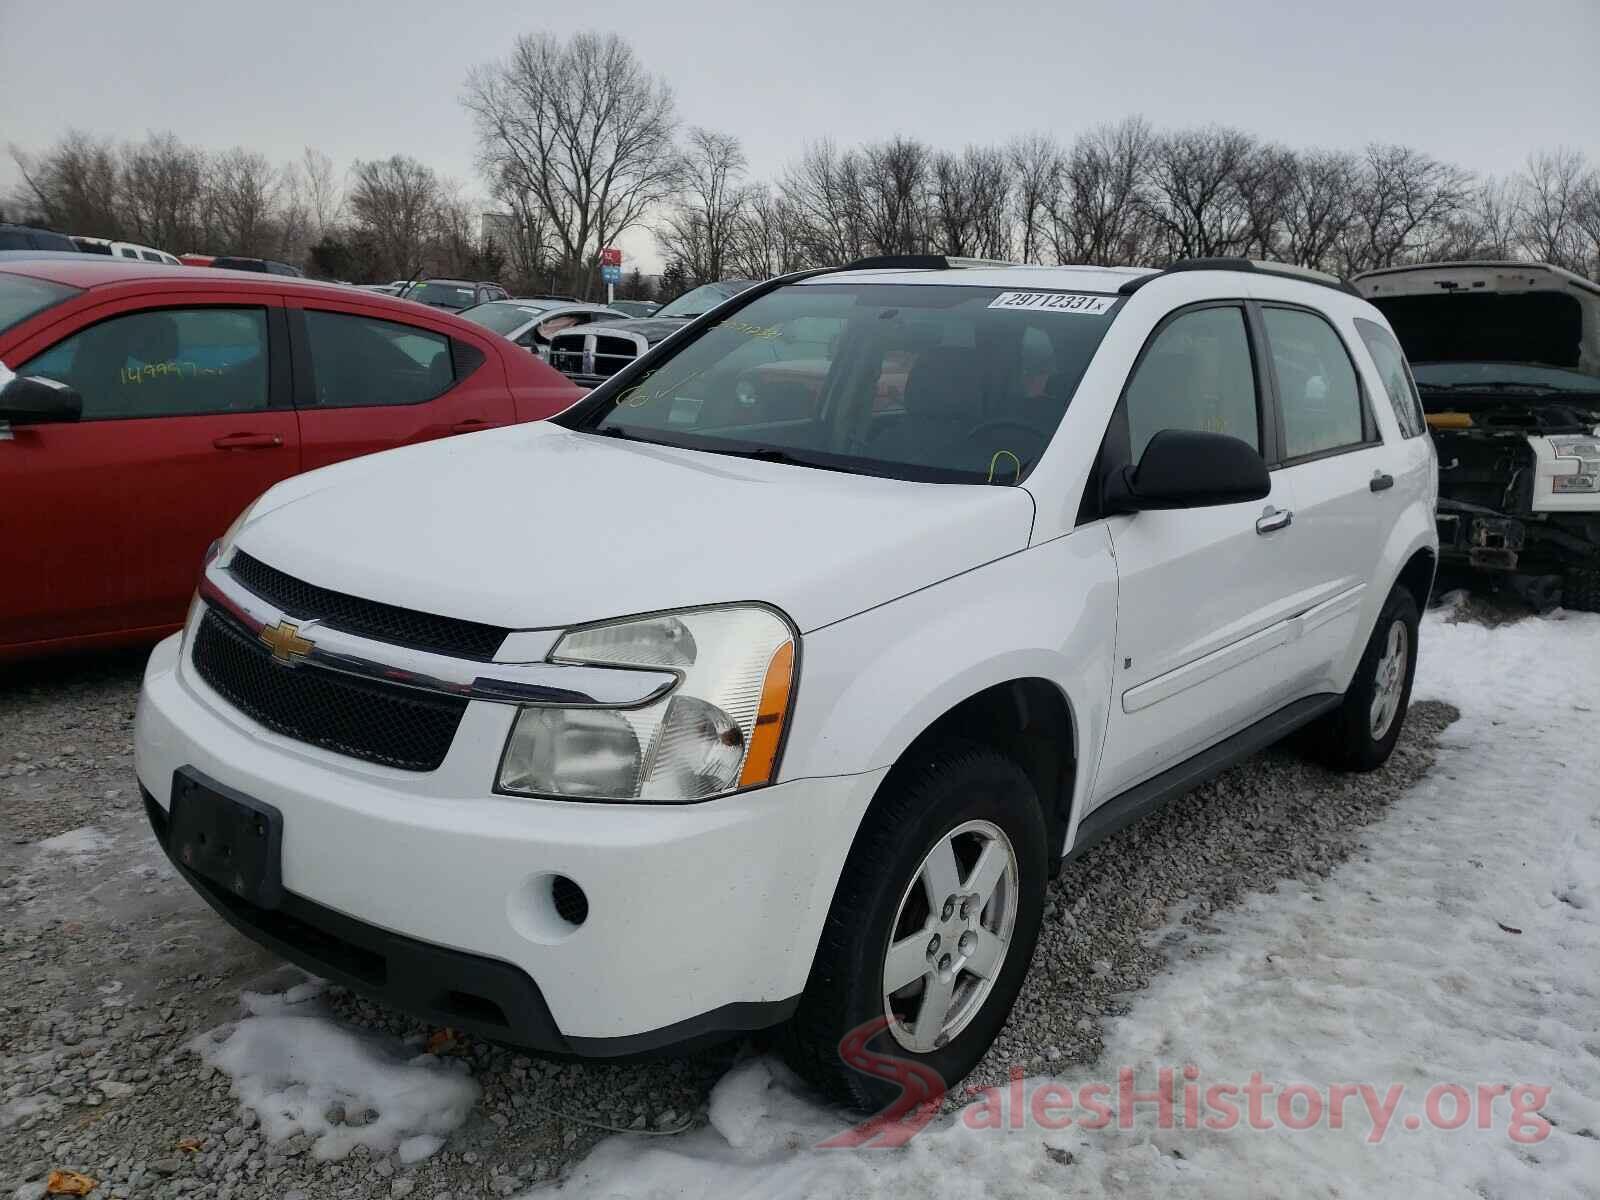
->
left=563, top=283, right=1121, bottom=483
left=20, top=307, right=269, bottom=420
left=1264, top=307, right=1366, bottom=458
left=1355, top=318, right=1425, bottom=438
left=0, top=273, right=80, bottom=337
left=1124, top=305, right=1260, bottom=460
left=302, top=309, right=454, bottom=408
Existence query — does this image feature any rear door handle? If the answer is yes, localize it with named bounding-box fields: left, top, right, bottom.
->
left=212, top=433, right=283, bottom=450
left=451, top=418, right=495, bottom=434
left=1370, top=473, right=1395, bottom=492
left=1256, top=507, right=1294, bottom=534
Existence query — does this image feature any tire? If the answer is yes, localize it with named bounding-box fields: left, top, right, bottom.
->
left=780, top=744, right=1048, bottom=1113
left=1303, top=584, right=1420, bottom=772
left=1563, top=567, right=1600, bottom=613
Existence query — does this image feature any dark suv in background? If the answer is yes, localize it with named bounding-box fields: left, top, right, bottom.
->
left=401, top=279, right=510, bottom=311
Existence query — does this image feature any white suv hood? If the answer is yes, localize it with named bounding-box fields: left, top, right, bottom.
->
left=233, top=422, right=1036, bottom=635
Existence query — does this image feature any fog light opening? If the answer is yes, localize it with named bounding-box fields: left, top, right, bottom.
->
left=550, top=875, right=589, bottom=927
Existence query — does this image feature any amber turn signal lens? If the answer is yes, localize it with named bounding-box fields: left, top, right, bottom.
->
left=739, top=641, right=795, bottom=787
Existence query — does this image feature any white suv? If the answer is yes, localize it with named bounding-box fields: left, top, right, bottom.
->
left=134, top=256, right=1438, bottom=1108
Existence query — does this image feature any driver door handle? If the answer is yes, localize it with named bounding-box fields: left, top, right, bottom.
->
left=212, top=432, right=282, bottom=450
left=1256, top=506, right=1293, bottom=535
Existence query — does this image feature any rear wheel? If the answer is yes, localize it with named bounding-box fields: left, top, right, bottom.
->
left=1303, top=584, right=1419, bottom=772
left=781, top=745, right=1047, bottom=1112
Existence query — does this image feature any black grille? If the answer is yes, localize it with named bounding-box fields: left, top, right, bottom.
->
left=592, top=336, right=639, bottom=378
left=191, top=609, right=466, bottom=771
left=230, top=551, right=507, bottom=661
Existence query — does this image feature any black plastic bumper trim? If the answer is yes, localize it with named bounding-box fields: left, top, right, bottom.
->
left=143, top=784, right=797, bottom=1057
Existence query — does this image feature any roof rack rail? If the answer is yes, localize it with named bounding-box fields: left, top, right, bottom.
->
left=1118, top=257, right=1359, bottom=297
left=839, top=254, right=1016, bottom=272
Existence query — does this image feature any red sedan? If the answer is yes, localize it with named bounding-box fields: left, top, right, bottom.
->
left=0, top=258, right=581, bottom=661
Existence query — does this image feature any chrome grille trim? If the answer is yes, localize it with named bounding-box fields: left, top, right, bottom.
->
left=199, top=560, right=679, bottom=708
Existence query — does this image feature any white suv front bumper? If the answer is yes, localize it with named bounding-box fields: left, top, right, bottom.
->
left=134, top=632, right=882, bottom=1051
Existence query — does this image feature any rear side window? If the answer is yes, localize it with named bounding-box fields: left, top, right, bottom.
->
left=0, top=273, right=80, bottom=336
left=1262, top=307, right=1366, bottom=459
left=1355, top=317, right=1425, bottom=438
left=140, top=250, right=164, bottom=263
left=1124, top=305, right=1260, bottom=460
left=302, top=310, right=456, bottom=408
left=20, top=307, right=269, bottom=420
left=118, top=248, right=140, bottom=259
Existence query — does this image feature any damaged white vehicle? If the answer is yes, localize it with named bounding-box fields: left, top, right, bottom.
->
left=1354, top=261, right=1600, bottom=609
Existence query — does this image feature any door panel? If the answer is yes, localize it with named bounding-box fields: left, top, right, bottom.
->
left=1095, top=475, right=1309, bottom=802
left=290, top=303, right=516, bottom=471
left=1260, top=305, right=1394, bottom=685
left=0, top=294, right=298, bottom=650
left=1090, top=302, right=1309, bottom=805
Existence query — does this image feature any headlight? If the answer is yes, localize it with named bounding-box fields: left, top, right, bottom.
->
left=496, top=605, right=797, bottom=802
left=1549, top=437, right=1600, bottom=493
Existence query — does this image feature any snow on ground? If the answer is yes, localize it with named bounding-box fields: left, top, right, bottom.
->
left=190, top=974, right=479, bottom=1162
left=34, top=826, right=113, bottom=857
left=544, top=607, right=1600, bottom=1198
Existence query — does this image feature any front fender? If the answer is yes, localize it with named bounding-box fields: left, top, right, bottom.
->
left=780, top=526, right=1119, bottom=855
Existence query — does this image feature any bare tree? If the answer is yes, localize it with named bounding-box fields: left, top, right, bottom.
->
left=929, top=145, right=1012, bottom=259
left=1009, top=134, right=1061, bottom=263
left=1433, top=176, right=1519, bottom=261
left=780, top=140, right=867, bottom=264
left=655, top=127, right=749, bottom=284
left=348, top=154, right=441, bottom=278
left=300, top=147, right=344, bottom=239
left=1050, top=117, right=1155, bottom=265
left=210, top=148, right=281, bottom=258
left=1279, top=148, right=1358, bottom=270
left=9, top=130, right=123, bottom=238
left=1576, top=170, right=1600, bottom=280
left=1516, top=148, right=1589, bottom=269
left=1142, top=125, right=1257, bottom=259
left=1342, top=143, right=1471, bottom=272
left=465, top=31, right=679, bottom=297
left=727, top=187, right=808, bottom=279
left=857, top=136, right=932, bottom=257
left=120, top=133, right=209, bottom=252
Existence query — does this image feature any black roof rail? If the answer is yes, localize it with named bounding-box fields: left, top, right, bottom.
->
left=841, top=254, right=955, bottom=271
left=1118, top=257, right=1360, bottom=297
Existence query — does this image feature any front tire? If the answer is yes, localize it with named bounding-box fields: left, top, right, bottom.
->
left=1305, top=584, right=1420, bottom=772
left=781, top=745, right=1047, bottom=1112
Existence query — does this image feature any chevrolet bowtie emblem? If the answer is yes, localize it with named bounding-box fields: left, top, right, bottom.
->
left=259, top=619, right=315, bottom=665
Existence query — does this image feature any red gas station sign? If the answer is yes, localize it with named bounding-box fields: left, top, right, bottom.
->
left=599, top=247, right=622, bottom=267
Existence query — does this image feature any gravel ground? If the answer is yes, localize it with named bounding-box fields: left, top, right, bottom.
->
left=1, top=646, right=1456, bottom=1199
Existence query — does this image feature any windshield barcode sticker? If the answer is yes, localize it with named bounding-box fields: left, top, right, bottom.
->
left=987, top=292, right=1115, bottom=315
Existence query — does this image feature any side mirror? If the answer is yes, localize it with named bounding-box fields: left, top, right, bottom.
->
left=1104, top=429, right=1270, bottom=513
left=0, top=374, right=83, bottom=426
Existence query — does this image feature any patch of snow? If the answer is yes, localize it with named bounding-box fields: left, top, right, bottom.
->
left=542, top=609, right=1600, bottom=1198
left=36, top=826, right=112, bottom=856
left=191, top=974, right=478, bottom=1162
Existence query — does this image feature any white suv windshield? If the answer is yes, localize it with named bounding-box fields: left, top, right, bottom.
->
left=568, top=282, right=1121, bottom=483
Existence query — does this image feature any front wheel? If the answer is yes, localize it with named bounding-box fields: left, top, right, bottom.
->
left=1304, top=584, right=1420, bottom=772
left=780, top=745, right=1047, bottom=1112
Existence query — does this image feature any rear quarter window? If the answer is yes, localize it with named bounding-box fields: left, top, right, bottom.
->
left=1355, top=317, right=1426, bottom=439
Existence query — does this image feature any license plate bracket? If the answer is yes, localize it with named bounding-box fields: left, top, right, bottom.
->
left=168, top=768, right=284, bottom=909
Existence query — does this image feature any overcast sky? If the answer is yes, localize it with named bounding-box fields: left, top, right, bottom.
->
left=3, top=0, right=1596, bottom=272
